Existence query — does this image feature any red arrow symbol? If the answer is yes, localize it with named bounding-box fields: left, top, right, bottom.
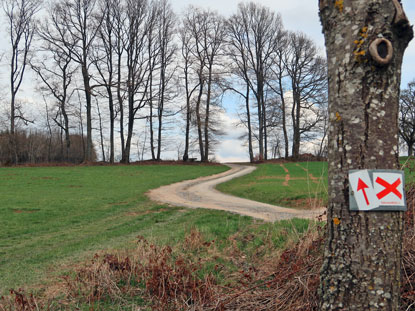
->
left=357, top=178, right=370, bottom=206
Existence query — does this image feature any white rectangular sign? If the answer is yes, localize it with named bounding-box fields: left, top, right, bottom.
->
left=349, top=170, right=406, bottom=212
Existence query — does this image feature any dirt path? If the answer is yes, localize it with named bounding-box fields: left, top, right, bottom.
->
left=147, top=164, right=324, bottom=222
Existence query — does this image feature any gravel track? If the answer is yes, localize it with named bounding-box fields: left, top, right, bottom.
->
left=147, top=164, right=324, bottom=222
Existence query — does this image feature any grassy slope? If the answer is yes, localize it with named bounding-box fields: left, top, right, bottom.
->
left=218, top=159, right=415, bottom=209
left=217, top=162, right=328, bottom=208
left=0, top=164, right=313, bottom=295
left=0, top=165, right=232, bottom=291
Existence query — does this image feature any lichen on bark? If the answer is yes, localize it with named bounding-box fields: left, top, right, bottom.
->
left=319, top=0, right=413, bottom=310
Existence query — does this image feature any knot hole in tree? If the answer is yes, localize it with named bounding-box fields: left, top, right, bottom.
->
left=369, top=38, right=393, bottom=65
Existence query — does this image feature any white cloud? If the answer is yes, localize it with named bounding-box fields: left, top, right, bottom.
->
left=216, top=139, right=249, bottom=163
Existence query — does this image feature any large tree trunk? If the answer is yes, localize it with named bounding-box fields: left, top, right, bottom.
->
left=319, top=1, right=412, bottom=310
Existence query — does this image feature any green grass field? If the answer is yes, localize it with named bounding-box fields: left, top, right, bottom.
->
left=0, top=164, right=314, bottom=295
left=0, top=164, right=232, bottom=291
left=218, top=159, right=415, bottom=209
left=217, top=162, right=328, bottom=208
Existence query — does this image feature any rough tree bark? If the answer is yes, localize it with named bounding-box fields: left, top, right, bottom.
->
left=319, top=0, right=413, bottom=310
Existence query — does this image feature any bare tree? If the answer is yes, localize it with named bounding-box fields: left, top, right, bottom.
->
left=154, top=0, right=176, bottom=161
left=39, top=0, right=102, bottom=162
left=284, top=32, right=327, bottom=159
left=267, top=32, right=290, bottom=158
left=92, top=0, right=122, bottom=163
left=179, top=14, right=200, bottom=162
left=183, top=6, right=225, bottom=162
left=31, top=47, right=76, bottom=161
left=146, top=0, right=176, bottom=161
left=319, top=0, right=413, bottom=309
left=3, top=0, right=40, bottom=163
left=399, top=79, right=415, bottom=155
left=121, top=0, right=151, bottom=163
left=226, top=2, right=284, bottom=161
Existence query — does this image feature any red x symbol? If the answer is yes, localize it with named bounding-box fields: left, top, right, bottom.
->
left=376, top=177, right=402, bottom=200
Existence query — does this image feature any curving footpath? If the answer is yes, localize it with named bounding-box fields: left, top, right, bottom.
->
left=147, top=164, right=325, bottom=222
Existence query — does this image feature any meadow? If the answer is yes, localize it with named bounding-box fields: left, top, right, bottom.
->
left=0, top=164, right=230, bottom=291
left=2, top=159, right=414, bottom=309
left=0, top=163, right=312, bottom=296
left=217, top=161, right=328, bottom=208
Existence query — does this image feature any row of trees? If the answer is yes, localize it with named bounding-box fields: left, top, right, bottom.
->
left=1, top=0, right=329, bottom=164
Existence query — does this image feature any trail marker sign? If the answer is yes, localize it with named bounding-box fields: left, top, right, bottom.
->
left=349, top=170, right=406, bottom=211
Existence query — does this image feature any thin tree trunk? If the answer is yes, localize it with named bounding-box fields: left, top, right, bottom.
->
left=149, top=74, right=156, bottom=160
left=81, top=65, right=93, bottom=162
left=123, top=95, right=135, bottom=164
left=257, top=91, right=263, bottom=160
left=291, top=90, right=301, bottom=159
left=108, top=92, right=114, bottom=164
left=183, top=87, right=191, bottom=162
left=262, top=97, right=268, bottom=160
left=196, top=79, right=205, bottom=161
left=319, top=1, right=413, bottom=310
left=148, top=39, right=156, bottom=161
left=278, top=76, right=289, bottom=159
left=96, top=100, right=106, bottom=162
left=246, top=84, right=254, bottom=163
left=203, top=65, right=213, bottom=162
left=157, top=100, right=163, bottom=161
left=78, top=93, right=85, bottom=160
left=117, top=54, right=125, bottom=163
left=157, top=66, right=165, bottom=161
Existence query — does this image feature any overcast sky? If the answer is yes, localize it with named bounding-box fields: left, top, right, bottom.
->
left=1, top=0, right=415, bottom=162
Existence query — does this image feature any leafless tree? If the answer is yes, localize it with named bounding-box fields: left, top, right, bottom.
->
left=146, top=0, right=176, bottom=161
left=183, top=6, right=225, bottom=162
left=267, top=31, right=290, bottom=158
left=399, top=79, right=415, bottom=155
left=179, top=14, right=200, bottom=162
left=38, top=0, right=102, bottom=162
left=284, top=31, right=327, bottom=159
left=92, top=0, right=122, bottom=163
left=3, top=0, right=40, bottom=163
left=3, top=0, right=40, bottom=134
left=31, top=43, right=77, bottom=161
left=153, top=0, right=177, bottom=161
left=226, top=2, right=284, bottom=161
left=121, top=0, right=151, bottom=163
